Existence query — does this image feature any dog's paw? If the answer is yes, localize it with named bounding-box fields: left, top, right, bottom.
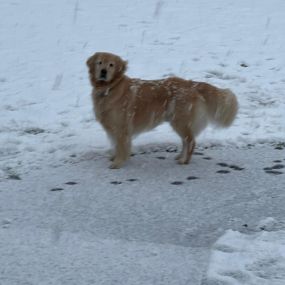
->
left=177, top=158, right=189, bottom=165
left=109, top=160, right=123, bottom=169
left=109, top=163, right=120, bottom=169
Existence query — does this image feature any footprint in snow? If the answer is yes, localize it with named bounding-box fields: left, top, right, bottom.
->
left=264, top=164, right=284, bottom=175
left=217, top=162, right=229, bottom=167
left=194, top=151, right=204, bottom=156
left=50, top=188, right=64, bottom=191
left=274, top=145, right=284, bottom=150
left=271, top=164, right=285, bottom=169
left=171, top=181, right=184, bottom=185
left=187, top=176, right=199, bottom=180
left=229, top=165, right=244, bottom=171
left=8, top=174, right=21, bottom=180
left=203, top=157, right=212, bottom=160
left=265, top=170, right=283, bottom=175
left=166, top=146, right=178, bottom=153
left=156, top=156, right=166, bottom=160
left=65, top=181, right=78, bottom=185
left=24, top=127, right=45, bottom=135
left=216, top=162, right=244, bottom=171
left=169, top=176, right=199, bottom=184
left=110, top=181, right=122, bottom=185
left=217, top=170, right=231, bottom=174
left=275, top=146, right=283, bottom=150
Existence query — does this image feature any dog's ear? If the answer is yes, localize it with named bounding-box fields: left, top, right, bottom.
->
left=86, top=53, right=97, bottom=69
left=120, top=60, right=128, bottom=74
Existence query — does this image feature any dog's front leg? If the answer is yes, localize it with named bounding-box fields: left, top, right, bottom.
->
left=109, top=133, right=131, bottom=169
left=106, top=134, right=116, bottom=161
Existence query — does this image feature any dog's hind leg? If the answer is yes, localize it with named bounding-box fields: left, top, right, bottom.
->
left=177, top=136, right=195, bottom=164
left=187, top=138, right=196, bottom=162
left=171, top=121, right=195, bottom=164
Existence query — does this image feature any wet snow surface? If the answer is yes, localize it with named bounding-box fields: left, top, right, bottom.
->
left=1, top=0, right=285, bottom=284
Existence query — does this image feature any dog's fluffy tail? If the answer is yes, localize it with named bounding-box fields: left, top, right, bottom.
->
left=202, top=87, right=238, bottom=128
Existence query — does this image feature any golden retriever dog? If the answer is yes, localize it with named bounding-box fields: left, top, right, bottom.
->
left=87, top=52, right=238, bottom=169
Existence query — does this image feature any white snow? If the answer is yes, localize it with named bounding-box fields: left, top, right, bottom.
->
left=256, top=217, right=279, bottom=231
left=1, top=0, right=285, bottom=178
left=1, top=228, right=207, bottom=285
left=1, top=0, right=285, bottom=284
left=205, top=227, right=285, bottom=285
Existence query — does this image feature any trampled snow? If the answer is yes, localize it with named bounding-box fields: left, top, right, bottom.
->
left=204, top=226, right=285, bottom=285
left=1, top=0, right=285, bottom=284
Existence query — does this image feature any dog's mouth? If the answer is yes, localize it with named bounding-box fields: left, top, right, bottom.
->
left=98, top=78, right=108, bottom=84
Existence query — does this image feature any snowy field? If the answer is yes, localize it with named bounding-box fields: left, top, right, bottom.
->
left=1, top=0, right=285, bottom=284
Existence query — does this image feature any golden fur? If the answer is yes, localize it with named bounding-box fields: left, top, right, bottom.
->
left=87, top=52, right=238, bottom=168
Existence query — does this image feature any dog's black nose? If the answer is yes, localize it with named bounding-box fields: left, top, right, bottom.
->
left=101, top=69, right=107, bottom=77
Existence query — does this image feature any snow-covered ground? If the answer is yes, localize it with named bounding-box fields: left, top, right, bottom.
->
left=1, top=0, right=285, bottom=284
left=205, top=225, right=285, bottom=285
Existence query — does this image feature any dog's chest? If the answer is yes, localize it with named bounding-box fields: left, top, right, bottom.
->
left=94, top=97, right=109, bottom=120
left=93, top=94, right=125, bottom=126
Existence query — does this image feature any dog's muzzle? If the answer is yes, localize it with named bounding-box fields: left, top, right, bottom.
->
left=100, top=69, right=107, bottom=80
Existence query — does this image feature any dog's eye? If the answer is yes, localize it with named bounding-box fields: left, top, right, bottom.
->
left=109, top=63, right=114, bottom=67
left=97, top=61, right=102, bottom=65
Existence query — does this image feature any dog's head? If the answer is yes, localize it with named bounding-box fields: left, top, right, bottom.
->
left=86, top=52, right=127, bottom=87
